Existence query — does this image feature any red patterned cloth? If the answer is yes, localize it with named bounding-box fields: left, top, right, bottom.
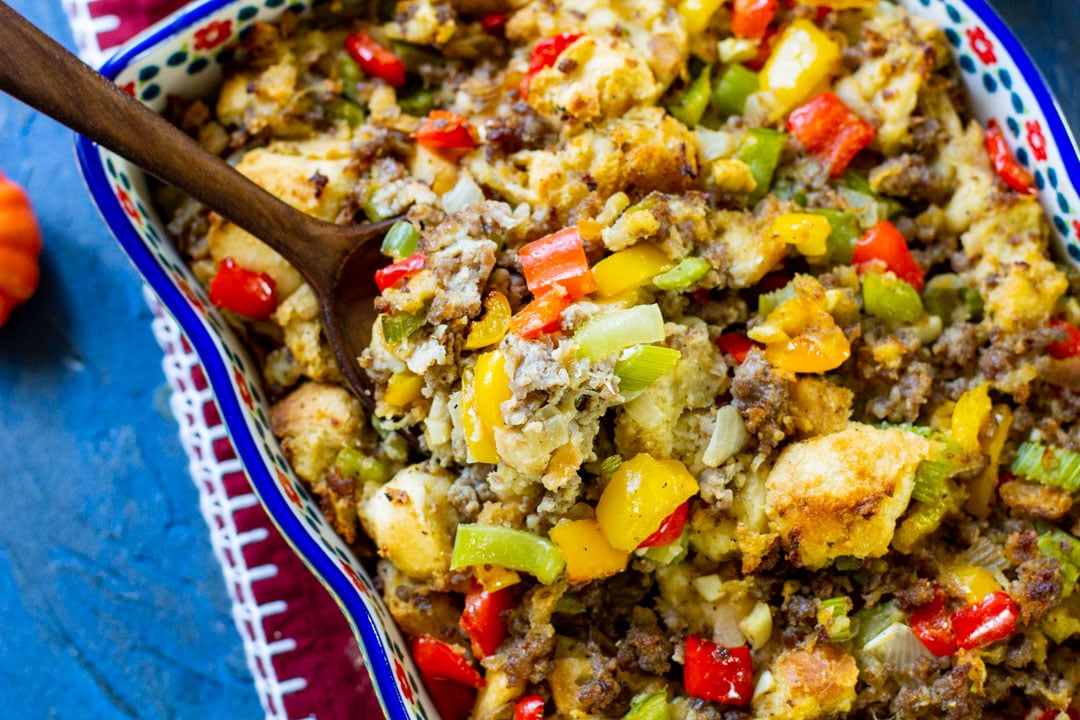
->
left=62, top=2, right=383, bottom=717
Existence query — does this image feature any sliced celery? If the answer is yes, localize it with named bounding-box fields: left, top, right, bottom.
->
left=652, top=256, right=712, bottom=291
left=923, top=274, right=984, bottom=323
left=818, top=596, right=854, bottom=642
left=380, top=220, right=420, bottom=260
left=862, top=272, right=924, bottom=325
left=574, top=304, right=666, bottom=360
left=757, top=281, right=796, bottom=317
left=1011, top=441, right=1080, bottom=493
left=852, top=599, right=904, bottom=650
left=381, top=305, right=428, bottom=343
left=599, top=454, right=623, bottom=478
left=451, top=523, right=565, bottom=585
left=614, top=345, right=682, bottom=394
left=335, top=447, right=389, bottom=484
left=1037, top=530, right=1080, bottom=595
left=911, top=458, right=950, bottom=504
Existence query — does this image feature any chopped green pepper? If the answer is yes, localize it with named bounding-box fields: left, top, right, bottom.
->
left=451, top=523, right=566, bottom=584
left=862, top=272, right=924, bottom=325
left=712, top=64, right=759, bottom=119
left=381, top=304, right=428, bottom=343
left=380, top=220, right=420, bottom=260
left=737, top=128, right=787, bottom=203
left=668, top=64, right=712, bottom=128
left=810, top=208, right=860, bottom=264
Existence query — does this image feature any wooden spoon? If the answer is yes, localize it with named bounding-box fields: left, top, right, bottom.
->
left=0, top=1, right=395, bottom=411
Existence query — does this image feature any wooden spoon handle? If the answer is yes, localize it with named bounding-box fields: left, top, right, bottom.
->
left=0, top=1, right=344, bottom=281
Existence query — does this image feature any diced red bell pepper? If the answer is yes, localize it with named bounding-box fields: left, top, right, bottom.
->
left=985, top=119, right=1035, bottom=195
left=508, top=287, right=570, bottom=339
left=480, top=12, right=507, bottom=34
left=950, top=590, right=1019, bottom=651
left=413, top=111, right=478, bottom=150
left=909, top=587, right=957, bottom=657
left=852, top=220, right=925, bottom=290
left=344, top=32, right=406, bottom=87
left=1048, top=320, right=1080, bottom=359
left=520, top=33, right=583, bottom=96
left=732, top=0, right=777, bottom=40
left=683, top=635, right=753, bottom=707
left=716, top=333, right=756, bottom=364
left=411, top=635, right=486, bottom=688
left=637, top=501, right=689, bottom=548
left=514, top=694, right=546, bottom=720
left=519, top=227, right=596, bottom=300
left=460, top=581, right=516, bottom=659
left=787, top=93, right=876, bottom=178
left=208, top=257, right=277, bottom=320
left=423, top=676, right=476, bottom=720
left=374, top=251, right=426, bottom=292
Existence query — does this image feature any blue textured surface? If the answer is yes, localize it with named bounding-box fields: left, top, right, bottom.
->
left=0, top=1, right=1077, bottom=718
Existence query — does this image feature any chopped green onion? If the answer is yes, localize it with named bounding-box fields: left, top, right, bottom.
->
left=381, top=220, right=420, bottom=260
left=599, top=454, right=623, bottom=478
left=1011, top=441, right=1080, bottom=493
left=574, top=304, right=666, bottom=361
left=757, top=281, right=796, bottom=317
left=818, top=596, right=854, bottom=642
left=668, top=64, right=712, bottom=128
left=1037, top=529, right=1080, bottom=595
left=614, top=344, right=681, bottom=395
left=862, top=272, right=924, bottom=325
left=652, top=256, right=712, bottom=291
left=381, top=305, right=428, bottom=343
left=810, top=208, right=860, bottom=264
left=335, top=447, right=390, bottom=484
left=737, top=128, right=787, bottom=204
left=711, top=64, right=759, bottom=119
left=621, top=691, right=671, bottom=720
left=451, top=523, right=565, bottom=584
left=912, top=458, right=950, bottom=504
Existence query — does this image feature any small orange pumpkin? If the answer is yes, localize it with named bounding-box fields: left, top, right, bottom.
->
left=0, top=172, right=43, bottom=327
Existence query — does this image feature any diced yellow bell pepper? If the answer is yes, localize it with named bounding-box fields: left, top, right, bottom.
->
left=748, top=277, right=851, bottom=373
left=596, top=453, right=699, bottom=551
left=549, top=518, right=630, bottom=584
left=462, top=349, right=512, bottom=464
left=384, top=370, right=424, bottom=408
left=950, top=382, right=991, bottom=455
left=592, top=245, right=675, bottom=298
left=769, top=212, right=832, bottom=257
left=940, top=562, right=1002, bottom=604
left=474, top=564, right=522, bottom=592
left=678, top=0, right=725, bottom=35
left=760, top=19, right=841, bottom=121
left=464, top=290, right=511, bottom=350
left=967, top=405, right=1013, bottom=519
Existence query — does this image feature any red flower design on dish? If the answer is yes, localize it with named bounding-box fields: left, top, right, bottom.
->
left=117, top=187, right=140, bottom=222
left=966, top=26, right=996, bottom=65
left=1072, top=219, right=1080, bottom=240
left=1026, top=120, right=1048, bottom=162
left=118, top=81, right=136, bottom=97
left=342, top=563, right=370, bottom=595
left=394, top=659, right=416, bottom=704
left=233, top=366, right=254, bottom=408
left=276, top=468, right=301, bottom=506
left=193, top=19, right=232, bottom=51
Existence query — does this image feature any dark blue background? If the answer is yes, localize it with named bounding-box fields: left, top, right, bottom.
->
left=0, top=1, right=1077, bottom=718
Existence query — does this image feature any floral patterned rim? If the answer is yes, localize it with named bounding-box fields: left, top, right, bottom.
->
left=73, top=1, right=1080, bottom=719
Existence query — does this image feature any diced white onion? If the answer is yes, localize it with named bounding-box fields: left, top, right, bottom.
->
left=695, top=127, right=740, bottom=163
left=703, top=405, right=749, bottom=467
left=441, top=174, right=484, bottom=214
left=752, top=670, right=775, bottom=700
left=738, top=602, right=774, bottom=650
left=863, top=622, right=933, bottom=668
left=623, top=389, right=667, bottom=428
left=693, top=574, right=724, bottom=602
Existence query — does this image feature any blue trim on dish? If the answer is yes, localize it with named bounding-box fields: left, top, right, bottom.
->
left=74, top=3, right=412, bottom=719
left=963, top=0, right=1080, bottom=184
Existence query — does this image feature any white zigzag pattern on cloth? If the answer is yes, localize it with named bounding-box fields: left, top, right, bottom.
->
left=148, top=288, right=313, bottom=720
